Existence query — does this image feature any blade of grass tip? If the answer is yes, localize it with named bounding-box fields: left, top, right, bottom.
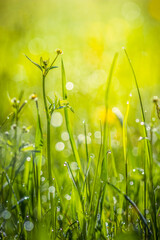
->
left=104, top=53, right=118, bottom=175
left=61, top=58, right=84, bottom=180
left=106, top=181, right=152, bottom=237
left=122, top=94, right=131, bottom=227
left=123, top=48, right=158, bottom=240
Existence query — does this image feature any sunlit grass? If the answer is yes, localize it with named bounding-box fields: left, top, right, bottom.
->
left=0, top=49, right=160, bottom=239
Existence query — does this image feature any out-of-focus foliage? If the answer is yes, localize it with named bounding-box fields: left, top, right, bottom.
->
left=0, top=0, right=160, bottom=125
left=1, top=0, right=160, bottom=239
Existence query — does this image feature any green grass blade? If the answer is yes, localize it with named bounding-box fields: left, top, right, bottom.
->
left=106, top=181, right=152, bottom=236
left=35, top=100, right=43, bottom=221
left=103, top=53, right=118, bottom=176
left=122, top=95, right=131, bottom=226
left=123, top=48, right=158, bottom=240
left=61, top=58, right=84, bottom=180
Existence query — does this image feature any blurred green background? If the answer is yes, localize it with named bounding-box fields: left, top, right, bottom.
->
left=0, top=0, right=160, bottom=131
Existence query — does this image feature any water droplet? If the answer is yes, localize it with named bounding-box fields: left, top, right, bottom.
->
left=24, top=221, right=34, bottom=231
left=77, top=134, right=85, bottom=143
left=26, top=157, right=31, bottom=162
left=152, top=117, right=156, bottom=122
left=133, top=169, right=136, bottom=172
left=51, top=112, right=63, bottom=127
left=127, top=101, right=129, bottom=105
left=129, top=93, right=132, bottom=97
left=66, top=82, right=74, bottom=91
left=140, top=122, right=144, bottom=125
left=41, top=177, right=45, bottom=182
left=58, top=215, right=63, bottom=221
left=1, top=210, right=11, bottom=220
left=49, top=186, right=55, bottom=193
left=94, top=131, right=101, bottom=139
left=70, top=162, right=79, bottom=171
left=130, top=181, right=134, bottom=186
left=136, top=119, right=139, bottom=123
left=55, top=142, right=65, bottom=151
left=57, top=207, right=60, bottom=212
left=61, top=131, right=69, bottom=141
left=138, top=136, right=143, bottom=141
left=87, top=136, right=91, bottom=144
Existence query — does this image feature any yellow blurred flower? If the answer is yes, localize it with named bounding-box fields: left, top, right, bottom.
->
left=95, top=106, right=123, bottom=126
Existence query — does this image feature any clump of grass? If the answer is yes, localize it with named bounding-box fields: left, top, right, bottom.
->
left=0, top=49, right=159, bottom=240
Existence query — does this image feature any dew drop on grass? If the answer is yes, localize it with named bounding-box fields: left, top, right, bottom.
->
left=24, top=221, right=34, bottom=231
left=70, top=162, right=78, bottom=170
left=58, top=215, right=63, bottom=221
left=55, top=142, right=65, bottom=151
left=87, top=136, right=91, bottom=144
left=49, top=186, right=55, bottom=193
left=65, top=194, right=71, bottom=200
left=57, top=207, right=60, bottom=212
left=26, top=156, right=31, bottom=162
left=61, top=131, right=69, bottom=141
left=140, top=122, right=144, bottom=125
left=147, top=126, right=150, bottom=131
left=41, top=177, right=45, bottom=182
left=51, top=112, right=63, bottom=127
left=77, top=134, right=85, bottom=143
left=130, top=181, right=134, bottom=186
left=1, top=210, right=11, bottom=220
left=66, top=82, right=74, bottom=90
left=94, top=131, right=101, bottom=139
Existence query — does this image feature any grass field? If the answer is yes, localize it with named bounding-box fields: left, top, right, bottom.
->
left=0, top=0, right=160, bottom=239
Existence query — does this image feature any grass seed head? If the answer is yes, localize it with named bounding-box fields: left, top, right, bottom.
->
left=55, top=48, right=63, bottom=55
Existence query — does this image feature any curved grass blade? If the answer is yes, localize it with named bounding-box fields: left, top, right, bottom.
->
left=123, top=48, right=158, bottom=240
left=106, top=181, right=152, bottom=236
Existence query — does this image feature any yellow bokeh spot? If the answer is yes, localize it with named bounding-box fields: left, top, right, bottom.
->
left=96, top=107, right=117, bottom=125
left=149, top=0, right=160, bottom=20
